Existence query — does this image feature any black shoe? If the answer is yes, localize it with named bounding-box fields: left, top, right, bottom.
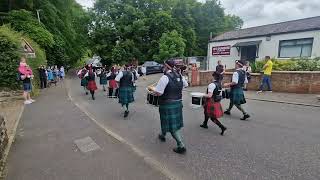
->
left=243, top=88, right=248, bottom=91
left=92, top=96, right=95, bottom=100
left=124, top=111, right=129, bottom=118
left=200, top=124, right=208, bottom=129
left=173, top=147, right=186, bottom=154
left=158, top=134, right=166, bottom=142
left=240, top=114, right=250, bottom=120
left=103, top=89, right=106, bottom=92
left=85, top=92, right=88, bottom=95
left=220, top=127, right=227, bottom=136
left=224, top=111, right=231, bottom=115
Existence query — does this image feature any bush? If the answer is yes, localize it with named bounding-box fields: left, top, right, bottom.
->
left=0, top=26, right=46, bottom=93
left=252, top=58, right=320, bottom=73
left=7, top=10, right=54, bottom=49
left=0, top=26, right=21, bottom=89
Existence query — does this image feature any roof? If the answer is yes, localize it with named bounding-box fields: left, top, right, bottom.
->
left=232, top=40, right=262, bottom=47
left=211, top=16, right=320, bottom=42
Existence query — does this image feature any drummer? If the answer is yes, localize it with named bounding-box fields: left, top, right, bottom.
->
left=200, top=71, right=226, bottom=135
left=223, top=60, right=250, bottom=120
left=148, top=59, right=188, bottom=154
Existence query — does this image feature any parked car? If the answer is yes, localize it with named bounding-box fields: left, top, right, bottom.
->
left=138, top=61, right=163, bottom=75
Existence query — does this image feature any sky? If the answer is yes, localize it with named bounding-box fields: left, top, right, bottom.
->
left=76, top=0, right=320, bottom=28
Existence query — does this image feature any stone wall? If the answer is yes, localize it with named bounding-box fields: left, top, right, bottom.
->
left=191, top=71, right=320, bottom=94
left=0, top=115, right=8, bottom=161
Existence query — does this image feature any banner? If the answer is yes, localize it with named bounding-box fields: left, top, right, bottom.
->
left=212, top=45, right=231, bottom=56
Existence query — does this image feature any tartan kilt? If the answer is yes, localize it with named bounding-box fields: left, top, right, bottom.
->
left=203, top=98, right=223, bottom=119
left=118, top=86, right=134, bottom=105
left=100, top=77, right=108, bottom=85
left=159, top=101, right=183, bottom=134
left=109, top=80, right=118, bottom=89
left=230, top=87, right=246, bottom=105
left=87, top=80, right=98, bottom=91
left=80, top=78, right=88, bottom=87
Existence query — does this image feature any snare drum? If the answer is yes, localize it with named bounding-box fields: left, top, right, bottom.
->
left=222, top=88, right=230, bottom=99
left=190, top=92, right=205, bottom=108
left=147, top=91, right=159, bottom=106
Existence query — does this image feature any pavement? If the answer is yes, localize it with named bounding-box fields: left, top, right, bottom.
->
left=5, top=83, right=168, bottom=180
left=65, top=74, right=320, bottom=180
left=186, top=86, right=320, bottom=107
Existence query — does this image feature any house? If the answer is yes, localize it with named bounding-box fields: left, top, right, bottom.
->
left=207, top=16, right=320, bottom=70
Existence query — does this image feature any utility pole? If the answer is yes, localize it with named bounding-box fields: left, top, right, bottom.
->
left=8, top=0, right=12, bottom=11
left=36, top=9, right=41, bottom=24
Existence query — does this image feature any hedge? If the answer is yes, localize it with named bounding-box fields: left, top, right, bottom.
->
left=0, top=25, right=46, bottom=94
left=252, top=58, right=320, bottom=73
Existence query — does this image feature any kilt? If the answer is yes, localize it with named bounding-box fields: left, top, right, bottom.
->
left=203, top=98, right=223, bottom=119
left=118, top=86, right=134, bottom=105
left=100, top=77, right=108, bottom=85
left=159, top=101, right=183, bottom=134
left=230, top=87, right=246, bottom=105
left=81, top=78, right=88, bottom=87
left=87, top=80, right=98, bottom=91
left=109, top=80, right=118, bottom=89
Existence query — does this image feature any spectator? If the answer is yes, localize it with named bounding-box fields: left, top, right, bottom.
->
left=47, top=67, right=55, bottom=87
left=258, top=56, right=273, bottom=93
left=243, top=61, right=252, bottom=91
left=18, top=57, right=35, bottom=105
left=215, top=60, right=225, bottom=82
left=191, top=64, right=198, bottom=86
left=38, top=65, right=47, bottom=89
left=53, top=65, right=59, bottom=82
left=60, top=66, right=65, bottom=80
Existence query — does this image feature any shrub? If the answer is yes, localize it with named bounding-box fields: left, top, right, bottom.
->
left=0, top=26, right=21, bottom=89
left=0, top=26, right=46, bottom=93
left=252, top=58, right=320, bottom=73
left=7, top=10, right=54, bottom=48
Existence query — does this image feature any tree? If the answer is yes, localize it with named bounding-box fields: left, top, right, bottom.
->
left=154, top=30, right=186, bottom=62
left=90, top=0, right=243, bottom=64
left=8, top=10, right=54, bottom=48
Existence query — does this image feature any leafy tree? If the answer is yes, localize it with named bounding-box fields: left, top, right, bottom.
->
left=90, top=0, right=242, bottom=64
left=154, top=30, right=186, bottom=62
left=7, top=10, right=54, bottom=48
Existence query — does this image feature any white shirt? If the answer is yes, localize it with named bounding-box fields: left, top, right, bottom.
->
left=207, top=83, right=216, bottom=93
left=232, top=68, right=248, bottom=84
left=84, top=71, right=96, bottom=78
left=115, top=71, right=134, bottom=82
left=133, top=69, right=140, bottom=79
left=155, top=71, right=188, bottom=95
left=141, top=66, right=146, bottom=74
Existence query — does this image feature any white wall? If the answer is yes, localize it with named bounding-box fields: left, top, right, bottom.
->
left=207, top=30, right=320, bottom=70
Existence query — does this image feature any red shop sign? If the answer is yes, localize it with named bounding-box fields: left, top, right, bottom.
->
left=212, top=45, right=231, bottom=56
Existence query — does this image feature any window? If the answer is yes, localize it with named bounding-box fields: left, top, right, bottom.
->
left=278, top=38, right=313, bottom=58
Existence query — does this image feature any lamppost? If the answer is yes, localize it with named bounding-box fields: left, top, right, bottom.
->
left=36, top=9, right=42, bottom=24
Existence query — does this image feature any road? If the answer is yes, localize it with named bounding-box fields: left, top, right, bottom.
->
left=6, top=83, right=168, bottom=180
left=68, top=74, right=320, bottom=180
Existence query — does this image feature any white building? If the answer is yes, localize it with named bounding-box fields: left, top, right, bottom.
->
left=207, top=16, right=320, bottom=70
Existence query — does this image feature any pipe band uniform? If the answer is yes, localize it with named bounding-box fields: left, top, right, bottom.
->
left=224, top=60, right=250, bottom=120
left=115, top=64, right=136, bottom=118
left=200, top=72, right=227, bottom=135
left=148, top=60, right=188, bottom=154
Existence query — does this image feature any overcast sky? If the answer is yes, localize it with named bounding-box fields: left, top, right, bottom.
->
left=76, top=0, right=320, bottom=28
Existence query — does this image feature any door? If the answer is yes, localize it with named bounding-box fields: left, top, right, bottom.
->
left=241, top=46, right=257, bottom=63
